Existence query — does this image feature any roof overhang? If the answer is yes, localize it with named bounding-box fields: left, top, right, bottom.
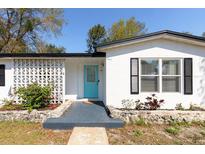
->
left=97, top=30, right=205, bottom=52
left=0, top=52, right=106, bottom=59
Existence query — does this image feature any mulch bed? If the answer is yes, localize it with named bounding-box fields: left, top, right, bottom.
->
left=0, top=103, right=60, bottom=111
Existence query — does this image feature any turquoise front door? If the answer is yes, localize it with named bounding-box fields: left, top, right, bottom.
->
left=84, top=65, right=98, bottom=98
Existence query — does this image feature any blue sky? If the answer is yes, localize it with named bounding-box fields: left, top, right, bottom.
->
left=46, top=8, right=205, bottom=53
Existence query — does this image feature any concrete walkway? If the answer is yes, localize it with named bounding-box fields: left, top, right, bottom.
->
left=43, top=101, right=124, bottom=129
left=68, top=127, right=109, bottom=145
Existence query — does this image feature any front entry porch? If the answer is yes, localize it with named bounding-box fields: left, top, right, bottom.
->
left=43, top=101, right=124, bottom=129
left=64, top=58, right=105, bottom=102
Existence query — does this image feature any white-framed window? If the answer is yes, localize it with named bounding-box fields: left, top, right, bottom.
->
left=140, top=59, right=159, bottom=92
left=140, top=58, right=182, bottom=93
left=162, top=59, right=181, bottom=92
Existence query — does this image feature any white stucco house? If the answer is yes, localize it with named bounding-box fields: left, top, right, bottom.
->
left=1, top=30, right=205, bottom=109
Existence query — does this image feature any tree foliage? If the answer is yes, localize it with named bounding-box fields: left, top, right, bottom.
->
left=86, top=17, right=147, bottom=52
left=38, top=43, right=65, bottom=53
left=87, top=24, right=106, bottom=52
left=107, top=17, right=147, bottom=41
left=0, top=8, right=65, bottom=53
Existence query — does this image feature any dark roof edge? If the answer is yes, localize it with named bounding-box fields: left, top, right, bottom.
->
left=96, top=30, right=205, bottom=48
left=0, top=52, right=106, bottom=58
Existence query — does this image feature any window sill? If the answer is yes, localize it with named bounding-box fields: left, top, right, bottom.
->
left=139, top=92, right=182, bottom=94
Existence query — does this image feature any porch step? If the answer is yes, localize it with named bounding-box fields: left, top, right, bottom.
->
left=43, top=101, right=124, bottom=130
left=43, top=119, right=124, bottom=129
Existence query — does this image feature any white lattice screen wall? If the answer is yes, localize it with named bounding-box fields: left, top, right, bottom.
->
left=13, top=59, right=65, bottom=104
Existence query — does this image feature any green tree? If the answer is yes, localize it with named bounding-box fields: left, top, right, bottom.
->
left=108, top=17, right=146, bottom=41
left=38, top=43, right=65, bottom=53
left=0, top=8, right=65, bottom=53
left=87, top=24, right=106, bottom=52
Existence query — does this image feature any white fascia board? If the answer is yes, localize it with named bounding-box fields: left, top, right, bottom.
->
left=98, top=34, right=205, bottom=52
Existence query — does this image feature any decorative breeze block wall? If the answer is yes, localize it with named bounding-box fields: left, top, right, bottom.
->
left=13, top=59, right=65, bottom=104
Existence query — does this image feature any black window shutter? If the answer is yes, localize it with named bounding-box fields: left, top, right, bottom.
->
left=130, top=58, right=139, bottom=94
left=184, top=58, right=192, bottom=94
left=0, top=65, right=5, bottom=86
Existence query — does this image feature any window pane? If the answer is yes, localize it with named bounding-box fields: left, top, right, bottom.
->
left=162, top=60, right=180, bottom=75
left=131, top=59, right=138, bottom=75
left=131, top=76, right=138, bottom=93
left=162, top=76, right=180, bottom=92
left=141, top=76, right=158, bottom=92
left=141, top=59, right=158, bottom=75
left=87, top=66, right=96, bottom=82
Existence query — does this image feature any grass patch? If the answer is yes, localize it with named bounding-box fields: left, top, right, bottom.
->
left=0, top=121, right=71, bottom=144
left=192, top=134, right=202, bottom=144
left=107, top=123, right=205, bottom=145
left=0, top=104, right=25, bottom=111
left=169, top=121, right=191, bottom=127
left=200, top=131, right=205, bottom=136
left=192, top=121, right=205, bottom=127
left=169, top=121, right=205, bottom=128
left=134, top=118, right=148, bottom=126
left=133, top=129, right=143, bottom=137
left=165, top=126, right=180, bottom=135
left=173, top=140, right=182, bottom=145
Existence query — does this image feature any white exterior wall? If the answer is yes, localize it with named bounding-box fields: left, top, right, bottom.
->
left=105, top=39, right=205, bottom=109
left=0, top=59, right=13, bottom=105
left=64, top=58, right=105, bottom=101
left=0, top=57, right=105, bottom=105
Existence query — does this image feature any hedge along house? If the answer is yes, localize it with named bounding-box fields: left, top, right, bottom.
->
left=0, top=30, right=205, bottom=109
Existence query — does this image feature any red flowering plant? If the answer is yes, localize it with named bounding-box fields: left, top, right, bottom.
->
left=47, top=95, right=59, bottom=110
left=144, top=94, right=165, bottom=110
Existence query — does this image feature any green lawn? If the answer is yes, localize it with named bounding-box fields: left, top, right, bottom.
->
left=107, top=122, right=205, bottom=145
left=1, top=120, right=205, bottom=145
left=0, top=121, right=72, bottom=145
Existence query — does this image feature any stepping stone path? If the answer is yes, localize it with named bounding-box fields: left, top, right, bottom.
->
left=68, top=127, right=109, bottom=145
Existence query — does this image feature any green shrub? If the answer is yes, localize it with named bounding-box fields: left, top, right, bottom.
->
left=165, top=126, right=180, bottom=135
left=1, top=98, right=13, bottom=106
left=175, top=103, right=185, bottom=110
left=133, top=129, right=143, bottom=137
left=16, top=83, right=53, bottom=111
left=135, top=118, right=147, bottom=126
